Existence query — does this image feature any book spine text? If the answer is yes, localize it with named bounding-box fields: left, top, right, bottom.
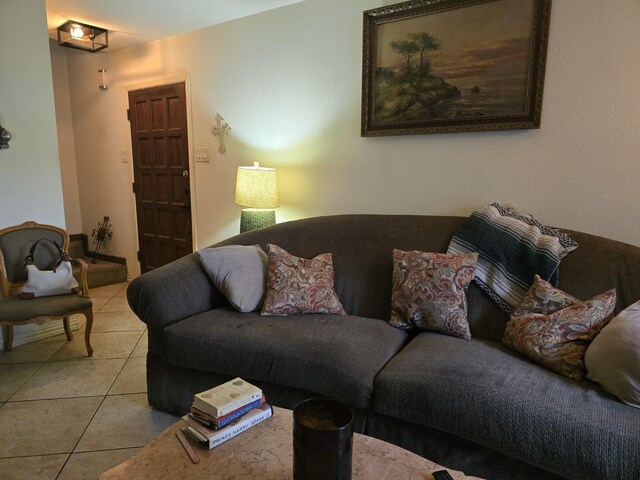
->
left=208, top=406, right=272, bottom=448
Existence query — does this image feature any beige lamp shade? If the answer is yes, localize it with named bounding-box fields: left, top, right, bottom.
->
left=235, top=163, right=280, bottom=209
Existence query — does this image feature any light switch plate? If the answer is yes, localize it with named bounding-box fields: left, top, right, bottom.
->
left=195, top=146, right=210, bottom=162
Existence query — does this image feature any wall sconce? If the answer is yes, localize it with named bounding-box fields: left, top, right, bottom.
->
left=98, top=68, right=108, bottom=90
left=57, top=20, right=108, bottom=52
left=235, top=162, right=280, bottom=233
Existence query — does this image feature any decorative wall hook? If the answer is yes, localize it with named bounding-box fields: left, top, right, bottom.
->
left=0, top=123, right=11, bottom=149
left=211, top=113, right=231, bottom=154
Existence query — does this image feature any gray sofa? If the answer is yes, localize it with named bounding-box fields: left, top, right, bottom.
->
left=127, top=214, right=640, bottom=480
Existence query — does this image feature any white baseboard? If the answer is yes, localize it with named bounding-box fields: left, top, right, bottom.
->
left=1, top=319, right=80, bottom=349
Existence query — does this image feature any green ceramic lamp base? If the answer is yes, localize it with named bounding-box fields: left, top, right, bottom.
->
left=240, top=209, right=276, bottom=233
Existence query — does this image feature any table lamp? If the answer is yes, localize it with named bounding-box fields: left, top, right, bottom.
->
left=235, top=162, right=280, bottom=233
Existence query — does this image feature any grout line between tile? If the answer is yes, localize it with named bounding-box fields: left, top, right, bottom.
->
left=1, top=283, right=140, bottom=476
left=54, top=446, right=141, bottom=479
left=5, top=361, right=49, bottom=402
left=67, top=393, right=110, bottom=457
left=105, top=348, right=134, bottom=396
left=69, top=325, right=140, bottom=454
left=3, top=395, right=105, bottom=405
left=1, top=452, right=72, bottom=460
left=53, top=452, right=73, bottom=479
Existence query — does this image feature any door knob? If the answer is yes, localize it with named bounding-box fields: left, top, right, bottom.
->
left=182, top=170, right=189, bottom=178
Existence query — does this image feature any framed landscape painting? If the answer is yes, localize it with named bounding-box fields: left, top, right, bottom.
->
left=361, top=0, right=552, bottom=136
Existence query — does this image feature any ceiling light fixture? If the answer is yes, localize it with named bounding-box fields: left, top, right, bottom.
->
left=57, top=20, right=108, bottom=53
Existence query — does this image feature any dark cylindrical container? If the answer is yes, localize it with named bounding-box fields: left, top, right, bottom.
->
left=293, top=398, right=354, bottom=480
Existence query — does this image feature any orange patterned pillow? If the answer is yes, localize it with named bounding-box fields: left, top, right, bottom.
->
left=261, top=244, right=346, bottom=316
left=390, top=250, right=478, bottom=340
left=503, top=279, right=616, bottom=381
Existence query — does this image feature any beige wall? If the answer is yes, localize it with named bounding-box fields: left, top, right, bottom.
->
left=59, top=0, right=640, bottom=277
left=0, top=0, right=65, bottom=229
left=50, top=40, right=83, bottom=234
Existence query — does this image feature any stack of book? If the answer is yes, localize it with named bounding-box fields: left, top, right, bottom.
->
left=181, top=377, right=273, bottom=449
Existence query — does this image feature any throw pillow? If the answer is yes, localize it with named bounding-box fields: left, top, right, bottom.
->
left=390, top=249, right=478, bottom=340
left=261, top=244, right=346, bottom=316
left=447, top=203, right=578, bottom=313
left=503, top=285, right=616, bottom=381
left=585, top=300, right=640, bottom=408
left=513, top=274, right=581, bottom=316
left=197, top=245, right=268, bottom=313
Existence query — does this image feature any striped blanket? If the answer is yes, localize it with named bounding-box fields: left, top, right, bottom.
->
left=447, top=203, right=578, bottom=313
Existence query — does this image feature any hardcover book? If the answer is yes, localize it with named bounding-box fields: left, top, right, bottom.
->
left=182, top=403, right=273, bottom=449
left=193, top=377, right=262, bottom=417
left=190, top=395, right=266, bottom=429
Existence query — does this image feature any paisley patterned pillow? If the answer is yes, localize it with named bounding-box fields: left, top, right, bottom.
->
left=261, top=244, right=346, bottom=316
left=513, top=274, right=581, bottom=316
left=503, top=288, right=616, bottom=381
left=390, top=250, right=478, bottom=340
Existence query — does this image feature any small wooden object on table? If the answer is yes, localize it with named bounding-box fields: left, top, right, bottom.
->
left=99, top=406, right=483, bottom=480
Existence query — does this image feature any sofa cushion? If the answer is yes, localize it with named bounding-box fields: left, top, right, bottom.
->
left=390, top=249, right=477, bottom=340
left=261, top=244, right=346, bottom=316
left=373, top=332, right=640, bottom=480
left=162, top=308, right=407, bottom=408
left=197, top=245, right=268, bottom=313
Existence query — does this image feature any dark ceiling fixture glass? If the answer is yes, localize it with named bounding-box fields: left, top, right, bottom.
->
left=57, top=20, right=108, bottom=52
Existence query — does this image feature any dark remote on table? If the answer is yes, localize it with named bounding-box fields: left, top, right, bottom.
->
left=432, top=470, right=455, bottom=480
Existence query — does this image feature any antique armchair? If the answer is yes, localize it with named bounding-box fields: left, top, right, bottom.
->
left=0, top=221, right=93, bottom=355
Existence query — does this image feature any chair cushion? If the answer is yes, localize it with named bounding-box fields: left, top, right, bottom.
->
left=373, top=332, right=640, bottom=480
left=162, top=308, right=408, bottom=408
left=0, top=294, right=92, bottom=322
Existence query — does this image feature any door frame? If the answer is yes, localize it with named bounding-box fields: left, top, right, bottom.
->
left=124, top=71, right=197, bottom=275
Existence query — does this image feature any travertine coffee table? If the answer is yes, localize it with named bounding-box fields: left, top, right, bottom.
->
left=100, top=406, right=483, bottom=480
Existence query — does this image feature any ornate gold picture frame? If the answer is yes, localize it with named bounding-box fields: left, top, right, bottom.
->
left=361, top=0, right=552, bottom=136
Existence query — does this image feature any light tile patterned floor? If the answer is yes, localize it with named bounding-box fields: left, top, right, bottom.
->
left=0, top=282, right=179, bottom=480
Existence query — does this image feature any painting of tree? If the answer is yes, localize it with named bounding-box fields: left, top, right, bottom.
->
left=390, top=32, right=440, bottom=87
left=362, top=0, right=552, bottom=136
left=375, top=29, right=460, bottom=124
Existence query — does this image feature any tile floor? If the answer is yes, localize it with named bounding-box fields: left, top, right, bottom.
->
left=0, top=282, right=179, bottom=480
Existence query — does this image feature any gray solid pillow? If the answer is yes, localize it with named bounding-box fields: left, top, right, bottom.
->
left=585, top=300, right=640, bottom=408
left=197, top=245, right=268, bottom=313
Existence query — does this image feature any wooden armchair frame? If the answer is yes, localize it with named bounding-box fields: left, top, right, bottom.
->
left=0, top=221, right=93, bottom=355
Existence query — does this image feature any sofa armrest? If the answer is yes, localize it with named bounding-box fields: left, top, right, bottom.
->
left=127, top=253, right=227, bottom=331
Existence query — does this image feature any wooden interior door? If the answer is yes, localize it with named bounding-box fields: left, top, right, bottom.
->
left=128, top=82, right=192, bottom=273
